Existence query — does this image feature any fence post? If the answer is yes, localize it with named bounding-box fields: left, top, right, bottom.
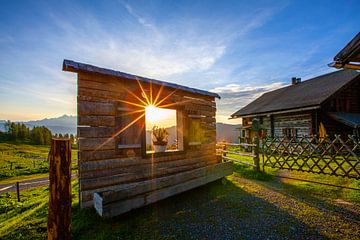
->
left=47, top=138, right=72, bottom=240
left=16, top=181, right=20, bottom=202
left=253, top=135, right=260, bottom=171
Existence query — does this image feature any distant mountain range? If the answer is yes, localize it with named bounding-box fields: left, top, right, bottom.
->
left=0, top=115, right=240, bottom=142
left=0, top=115, right=77, bottom=135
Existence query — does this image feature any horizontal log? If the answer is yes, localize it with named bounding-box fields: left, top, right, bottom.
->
left=78, top=127, right=115, bottom=138
left=184, top=104, right=216, bottom=113
left=78, top=138, right=115, bottom=151
left=78, top=101, right=115, bottom=116
left=183, top=96, right=216, bottom=107
left=80, top=156, right=217, bottom=191
left=79, top=157, right=219, bottom=203
left=78, top=116, right=115, bottom=127
left=98, top=162, right=231, bottom=205
left=79, top=149, right=117, bottom=161
left=80, top=154, right=215, bottom=175
left=118, top=144, right=141, bottom=149
left=78, top=78, right=125, bottom=92
left=78, top=87, right=126, bottom=100
left=95, top=162, right=233, bottom=217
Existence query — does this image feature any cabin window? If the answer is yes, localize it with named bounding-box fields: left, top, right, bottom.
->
left=145, top=105, right=183, bottom=154
left=240, top=129, right=247, bottom=138
left=282, top=128, right=297, bottom=139
left=188, top=118, right=204, bottom=146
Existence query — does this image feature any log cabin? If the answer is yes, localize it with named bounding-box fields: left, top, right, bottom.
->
left=231, top=69, right=360, bottom=143
left=62, top=59, right=233, bottom=217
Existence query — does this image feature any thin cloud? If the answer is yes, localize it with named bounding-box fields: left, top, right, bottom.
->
left=213, top=82, right=287, bottom=122
left=120, top=1, right=154, bottom=29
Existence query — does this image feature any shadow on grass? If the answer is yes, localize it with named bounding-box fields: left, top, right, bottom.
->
left=255, top=176, right=360, bottom=223
left=71, top=178, right=328, bottom=240
left=232, top=163, right=274, bottom=181
left=233, top=163, right=360, bottom=222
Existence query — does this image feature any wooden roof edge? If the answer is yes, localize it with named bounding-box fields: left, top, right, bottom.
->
left=230, top=105, right=321, bottom=118
left=333, top=32, right=360, bottom=64
left=62, top=59, right=220, bottom=99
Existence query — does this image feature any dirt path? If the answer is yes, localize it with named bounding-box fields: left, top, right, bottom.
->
left=230, top=176, right=360, bottom=240
left=0, top=174, right=77, bottom=194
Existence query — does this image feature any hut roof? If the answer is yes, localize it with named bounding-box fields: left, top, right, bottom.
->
left=330, top=32, right=360, bottom=70
left=231, top=69, right=360, bottom=118
left=63, top=59, right=220, bottom=99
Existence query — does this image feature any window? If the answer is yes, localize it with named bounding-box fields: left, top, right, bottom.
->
left=145, top=105, right=183, bottom=153
left=282, top=128, right=297, bottom=139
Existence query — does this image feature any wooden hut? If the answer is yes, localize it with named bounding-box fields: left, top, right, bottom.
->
left=231, top=69, right=360, bottom=141
left=62, top=59, right=233, bottom=217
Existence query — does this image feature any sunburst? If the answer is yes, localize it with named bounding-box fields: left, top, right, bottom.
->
left=92, top=80, right=181, bottom=153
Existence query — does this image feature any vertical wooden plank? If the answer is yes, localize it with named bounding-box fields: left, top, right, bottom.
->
left=253, top=135, right=260, bottom=171
left=16, top=182, right=20, bottom=202
left=48, top=139, right=72, bottom=240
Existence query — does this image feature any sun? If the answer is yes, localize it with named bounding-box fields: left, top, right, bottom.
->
left=145, top=105, right=176, bottom=130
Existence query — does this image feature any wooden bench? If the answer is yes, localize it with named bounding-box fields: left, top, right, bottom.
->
left=94, top=162, right=233, bottom=218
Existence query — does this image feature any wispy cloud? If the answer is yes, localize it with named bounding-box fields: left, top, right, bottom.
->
left=120, top=1, right=154, bottom=29
left=213, top=82, right=287, bottom=122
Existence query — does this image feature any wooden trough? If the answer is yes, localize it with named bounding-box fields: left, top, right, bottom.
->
left=63, top=59, right=233, bottom=217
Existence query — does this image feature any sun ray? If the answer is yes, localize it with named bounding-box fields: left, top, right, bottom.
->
left=93, top=112, right=145, bottom=152
left=122, top=85, right=148, bottom=106
left=152, top=84, right=164, bottom=106
left=118, top=99, right=146, bottom=108
left=137, top=79, right=150, bottom=105
left=117, top=108, right=145, bottom=117
left=156, top=99, right=192, bottom=109
left=154, top=89, right=177, bottom=107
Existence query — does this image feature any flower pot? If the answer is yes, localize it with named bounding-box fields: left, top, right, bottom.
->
left=153, top=144, right=166, bottom=152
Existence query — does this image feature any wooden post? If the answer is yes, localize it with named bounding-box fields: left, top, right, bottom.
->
left=253, top=135, right=260, bottom=171
left=16, top=182, right=20, bottom=202
left=47, top=138, right=72, bottom=240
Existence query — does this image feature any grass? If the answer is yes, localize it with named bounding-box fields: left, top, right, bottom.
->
left=1, top=143, right=359, bottom=239
left=0, top=141, right=78, bottom=183
left=1, top=160, right=359, bottom=239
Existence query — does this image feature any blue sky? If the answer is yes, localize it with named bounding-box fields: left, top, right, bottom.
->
left=0, top=0, right=359, bottom=123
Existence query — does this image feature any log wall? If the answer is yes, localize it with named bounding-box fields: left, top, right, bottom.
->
left=76, top=72, right=220, bottom=208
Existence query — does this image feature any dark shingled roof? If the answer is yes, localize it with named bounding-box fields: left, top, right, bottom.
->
left=232, top=69, right=360, bottom=118
left=63, top=59, right=220, bottom=99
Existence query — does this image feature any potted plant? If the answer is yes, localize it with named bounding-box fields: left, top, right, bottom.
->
left=152, top=126, right=169, bottom=152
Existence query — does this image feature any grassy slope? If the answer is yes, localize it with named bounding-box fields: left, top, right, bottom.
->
left=0, top=161, right=359, bottom=240
left=0, top=142, right=78, bottom=184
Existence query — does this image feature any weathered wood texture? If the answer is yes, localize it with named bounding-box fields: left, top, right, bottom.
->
left=47, top=139, right=72, bottom=240
left=76, top=71, right=221, bottom=210
left=94, top=162, right=233, bottom=217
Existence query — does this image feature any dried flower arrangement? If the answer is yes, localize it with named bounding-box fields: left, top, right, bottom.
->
left=152, top=126, right=169, bottom=146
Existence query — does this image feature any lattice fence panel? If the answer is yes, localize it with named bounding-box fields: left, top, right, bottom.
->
left=262, top=135, right=360, bottom=179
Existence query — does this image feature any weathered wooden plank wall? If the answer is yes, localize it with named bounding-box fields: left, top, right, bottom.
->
left=77, top=72, right=219, bottom=208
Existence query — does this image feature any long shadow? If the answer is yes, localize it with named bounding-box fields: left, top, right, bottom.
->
left=232, top=163, right=360, bottom=222
left=72, top=178, right=328, bottom=240
left=258, top=177, right=360, bottom=222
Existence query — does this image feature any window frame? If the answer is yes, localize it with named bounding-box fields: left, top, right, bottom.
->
left=143, top=106, right=185, bottom=158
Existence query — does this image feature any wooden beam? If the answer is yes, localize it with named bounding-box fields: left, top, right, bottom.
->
left=47, top=139, right=72, bottom=240
left=94, top=162, right=233, bottom=217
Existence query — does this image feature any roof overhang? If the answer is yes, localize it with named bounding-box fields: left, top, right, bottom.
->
left=330, top=32, right=360, bottom=70
left=63, top=59, right=221, bottom=99
left=230, top=105, right=321, bottom=119
left=327, top=112, right=360, bottom=128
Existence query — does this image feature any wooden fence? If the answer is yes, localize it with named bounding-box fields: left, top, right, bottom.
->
left=216, top=139, right=260, bottom=171
left=262, top=135, right=360, bottom=179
